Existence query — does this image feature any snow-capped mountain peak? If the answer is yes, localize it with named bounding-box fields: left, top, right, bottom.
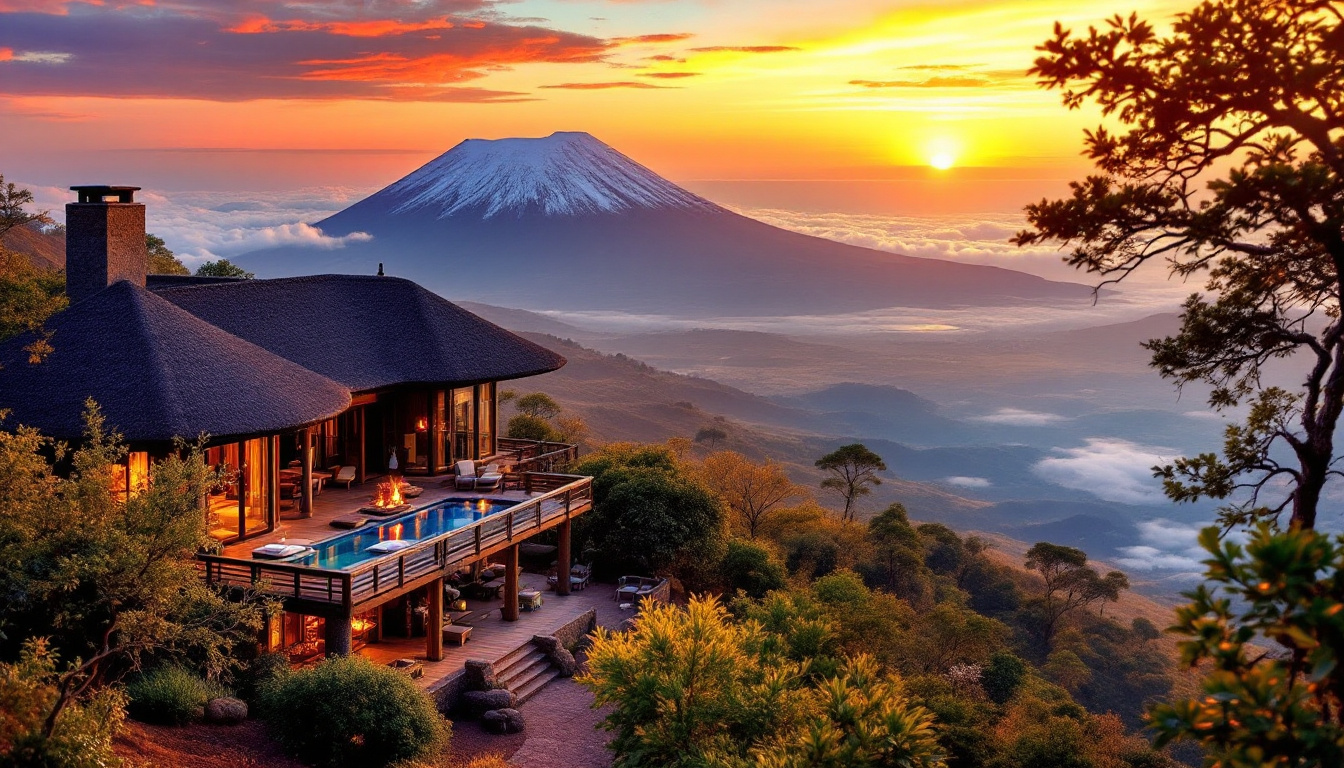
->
left=379, top=131, right=721, bottom=219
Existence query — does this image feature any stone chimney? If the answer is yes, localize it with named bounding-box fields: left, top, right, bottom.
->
left=66, top=185, right=146, bottom=303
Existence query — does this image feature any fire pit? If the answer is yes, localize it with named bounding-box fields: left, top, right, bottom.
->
left=359, top=479, right=414, bottom=515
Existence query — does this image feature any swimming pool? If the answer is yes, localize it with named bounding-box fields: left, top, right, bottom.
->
left=289, top=497, right=518, bottom=571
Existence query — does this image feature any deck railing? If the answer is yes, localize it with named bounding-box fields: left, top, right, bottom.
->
left=496, top=438, right=579, bottom=474
left=197, top=473, right=592, bottom=612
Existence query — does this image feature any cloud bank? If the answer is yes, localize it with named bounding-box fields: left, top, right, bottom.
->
left=1033, top=438, right=1172, bottom=505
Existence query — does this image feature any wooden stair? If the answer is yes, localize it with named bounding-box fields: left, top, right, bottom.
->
left=495, top=641, right=561, bottom=705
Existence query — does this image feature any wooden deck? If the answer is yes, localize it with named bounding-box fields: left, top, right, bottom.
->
left=356, top=572, right=625, bottom=692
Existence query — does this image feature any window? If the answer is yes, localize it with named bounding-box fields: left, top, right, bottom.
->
left=477, top=383, right=494, bottom=457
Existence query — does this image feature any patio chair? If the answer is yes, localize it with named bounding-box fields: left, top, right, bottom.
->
left=454, top=460, right=477, bottom=490
left=333, top=465, right=357, bottom=490
left=549, top=563, right=592, bottom=591
left=475, top=463, right=503, bottom=492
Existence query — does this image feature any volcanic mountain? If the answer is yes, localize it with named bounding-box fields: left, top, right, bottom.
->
left=238, top=132, right=1094, bottom=316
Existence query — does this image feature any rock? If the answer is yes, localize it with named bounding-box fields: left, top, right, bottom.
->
left=531, top=635, right=561, bottom=653
left=551, top=647, right=579, bottom=678
left=482, top=708, right=525, bottom=734
left=481, top=709, right=508, bottom=734
left=203, top=697, right=248, bottom=725
left=463, top=659, right=497, bottom=692
left=501, top=708, right=526, bottom=733
left=461, top=689, right=516, bottom=718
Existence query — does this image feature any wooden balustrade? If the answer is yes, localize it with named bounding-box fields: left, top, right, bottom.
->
left=196, top=473, right=592, bottom=612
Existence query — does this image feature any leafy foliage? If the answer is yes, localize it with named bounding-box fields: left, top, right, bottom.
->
left=514, top=392, right=561, bottom=419
left=1024, top=542, right=1129, bottom=646
left=719, top=538, right=787, bottom=599
left=0, top=404, right=272, bottom=742
left=146, top=234, right=189, bottom=276
left=0, top=638, right=127, bottom=768
left=506, top=413, right=560, bottom=442
left=259, top=654, right=450, bottom=768
left=0, top=247, right=66, bottom=355
left=698, top=450, right=804, bottom=539
left=194, top=259, right=254, bottom=279
left=815, top=443, right=886, bottom=522
left=581, top=596, right=942, bottom=768
left=0, top=176, right=52, bottom=238
left=124, top=664, right=228, bottom=725
left=1151, top=525, right=1344, bottom=765
left=574, top=442, right=727, bottom=587
left=1016, top=0, right=1344, bottom=529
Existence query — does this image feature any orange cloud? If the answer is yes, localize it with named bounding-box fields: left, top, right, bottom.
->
left=540, top=81, right=670, bottom=90
left=689, top=45, right=799, bottom=54
left=614, top=33, right=693, bottom=45
left=0, top=47, right=11, bottom=61
left=228, top=15, right=458, bottom=37
left=640, top=71, right=700, bottom=79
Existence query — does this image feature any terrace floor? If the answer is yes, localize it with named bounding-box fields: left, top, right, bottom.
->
left=219, top=476, right=534, bottom=558
left=355, top=571, right=628, bottom=692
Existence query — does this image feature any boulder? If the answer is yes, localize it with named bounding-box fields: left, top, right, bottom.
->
left=461, top=689, right=516, bottom=718
left=531, top=635, right=561, bottom=653
left=203, top=697, right=248, bottom=725
left=463, top=659, right=497, bottom=692
left=481, top=709, right=508, bottom=734
left=501, top=708, right=526, bottom=733
left=551, top=647, right=579, bottom=678
left=482, top=708, right=525, bottom=734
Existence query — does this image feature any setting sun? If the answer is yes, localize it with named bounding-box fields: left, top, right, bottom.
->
left=929, top=152, right=955, bottom=170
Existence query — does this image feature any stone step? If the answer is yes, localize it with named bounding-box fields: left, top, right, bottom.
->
left=493, top=644, right=539, bottom=676
left=512, top=666, right=561, bottom=705
left=500, top=655, right=553, bottom=691
left=497, top=648, right=548, bottom=685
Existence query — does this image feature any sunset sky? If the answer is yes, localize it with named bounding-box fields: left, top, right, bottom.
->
left=1, top=0, right=1187, bottom=191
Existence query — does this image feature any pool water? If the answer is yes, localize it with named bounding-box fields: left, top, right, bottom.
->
left=291, top=497, right=517, bottom=570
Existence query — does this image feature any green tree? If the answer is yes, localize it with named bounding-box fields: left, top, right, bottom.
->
left=1015, top=0, right=1344, bottom=530
left=515, top=392, right=561, bottom=419
left=0, top=248, right=66, bottom=355
left=507, top=413, right=559, bottom=442
left=195, top=258, right=254, bottom=279
left=574, top=442, right=727, bottom=586
left=0, top=175, right=52, bottom=238
left=981, top=651, right=1028, bottom=705
left=0, top=639, right=127, bottom=768
left=755, top=655, right=943, bottom=768
left=720, top=538, right=788, bottom=599
left=863, top=503, right=930, bottom=605
left=1023, top=542, right=1129, bottom=647
left=146, top=233, right=189, bottom=275
left=0, top=404, right=272, bottom=740
left=580, top=596, right=810, bottom=768
left=694, top=426, right=727, bottom=448
left=1151, top=525, right=1344, bottom=765
left=815, top=443, right=886, bottom=522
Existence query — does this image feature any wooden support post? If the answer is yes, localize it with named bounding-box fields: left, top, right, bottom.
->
left=324, top=612, right=353, bottom=657
left=556, top=518, right=572, bottom=596
left=502, top=544, right=520, bottom=622
left=356, top=408, right=367, bottom=485
left=300, top=427, right=314, bottom=518
left=426, top=578, right=444, bottom=661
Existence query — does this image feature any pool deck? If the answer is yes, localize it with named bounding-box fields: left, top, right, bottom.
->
left=220, top=478, right=533, bottom=559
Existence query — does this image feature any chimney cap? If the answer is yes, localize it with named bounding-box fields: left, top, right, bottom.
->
left=70, top=185, right=141, bottom=204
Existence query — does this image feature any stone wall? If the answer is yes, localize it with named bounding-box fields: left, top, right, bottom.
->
left=553, top=608, right=597, bottom=651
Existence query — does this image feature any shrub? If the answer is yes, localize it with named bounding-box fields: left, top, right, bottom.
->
left=719, top=539, right=786, bottom=598
left=0, top=639, right=127, bottom=768
left=234, top=651, right=291, bottom=704
left=125, top=664, right=228, bottom=725
left=507, top=414, right=558, bottom=442
left=260, top=654, right=449, bottom=768
left=981, top=651, right=1028, bottom=705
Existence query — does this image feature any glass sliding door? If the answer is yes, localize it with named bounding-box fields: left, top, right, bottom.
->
left=242, top=437, right=271, bottom=536
left=477, top=383, right=494, bottom=458
left=452, top=387, right=474, bottom=462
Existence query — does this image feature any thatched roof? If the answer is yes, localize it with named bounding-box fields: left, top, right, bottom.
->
left=154, top=274, right=566, bottom=392
left=0, top=281, right=351, bottom=442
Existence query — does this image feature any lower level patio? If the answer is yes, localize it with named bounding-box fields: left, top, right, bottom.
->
left=355, top=571, right=628, bottom=693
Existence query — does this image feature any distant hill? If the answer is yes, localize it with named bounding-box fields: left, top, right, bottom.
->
left=2, top=223, right=64, bottom=272
left=238, top=131, right=1097, bottom=317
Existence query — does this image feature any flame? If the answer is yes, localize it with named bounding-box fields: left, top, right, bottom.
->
left=372, top=479, right=405, bottom=508
left=416, top=417, right=428, bottom=432
left=351, top=618, right=375, bottom=633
